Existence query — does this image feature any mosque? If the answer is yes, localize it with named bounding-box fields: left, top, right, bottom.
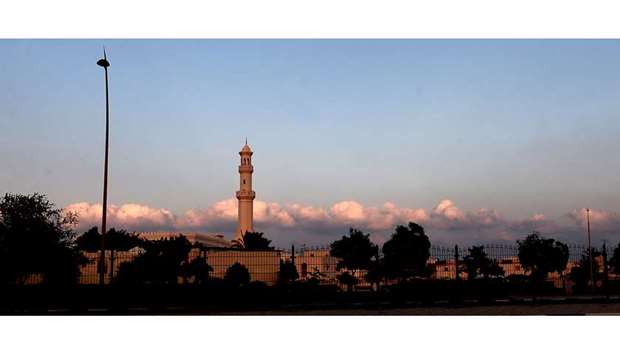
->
left=141, top=141, right=256, bottom=247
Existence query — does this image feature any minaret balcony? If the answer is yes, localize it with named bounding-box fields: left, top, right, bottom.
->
left=236, top=190, right=256, bottom=200
left=238, top=165, right=254, bottom=173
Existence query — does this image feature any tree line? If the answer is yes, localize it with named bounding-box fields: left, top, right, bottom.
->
left=0, top=193, right=614, bottom=293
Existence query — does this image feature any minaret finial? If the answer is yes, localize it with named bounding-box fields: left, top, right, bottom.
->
left=245, top=137, right=247, bottom=145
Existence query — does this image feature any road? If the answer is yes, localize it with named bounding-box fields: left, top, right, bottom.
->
left=220, top=302, right=620, bottom=315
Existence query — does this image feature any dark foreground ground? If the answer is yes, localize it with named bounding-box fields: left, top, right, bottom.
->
left=9, top=302, right=620, bottom=315
left=3, top=283, right=620, bottom=315
left=222, top=302, right=620, bottom=315
left=6, top=297, right=620, bottom=315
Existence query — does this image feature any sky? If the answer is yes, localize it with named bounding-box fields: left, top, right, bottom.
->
left=1, top=39, right=620, bottom=247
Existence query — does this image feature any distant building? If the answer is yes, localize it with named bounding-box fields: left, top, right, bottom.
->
left=281, top=248, right=339, bottom=283
left=139, top=231, right=231, bottom=248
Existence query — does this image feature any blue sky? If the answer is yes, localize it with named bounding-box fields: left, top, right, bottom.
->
left=1, top=40, right=620, bottom=246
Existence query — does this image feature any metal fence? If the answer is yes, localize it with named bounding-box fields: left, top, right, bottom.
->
left=428, top=244, right=596, bottom=288
left=24, top=243, right=615, bottom=290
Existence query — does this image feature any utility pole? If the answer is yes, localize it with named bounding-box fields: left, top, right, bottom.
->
left=291, top=244, right=296, bottom=266
left=97, top=49, right=110, bottom=286
left=587, top=208, right=595, bottom=292
left=602, top=242, right=609, bottom=298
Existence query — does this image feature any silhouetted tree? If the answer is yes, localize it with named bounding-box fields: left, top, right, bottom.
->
left=76, top=227, right=141, bottom=252
left=610, top=243, right=620, bottom=274
left=0, top=193, right=86, bottom=285
left=570, top=248, right=602, bottom=292
left=337, top=271, right=358, bottom=292
left=233, top=231, right=274, bottom=250
left=76, top=227, right=142, bottom=279
left=329, top=228, right=378, bottom=292
left=181, top=256, right=213, bottom=285
left=517, top=232, right=569, bottom=284
left=462, top=245, right=504, bottom=280
left=330, top=228, right=378, bottom=276
left=382, top=222, right=431, bottom=281
left=116, top=235, right=193, bottom=285
left=225, top=262, right=250, bottom=286
left=278, top=260, right=299, bottom=285
left=75, top=227, right=100, bottom=252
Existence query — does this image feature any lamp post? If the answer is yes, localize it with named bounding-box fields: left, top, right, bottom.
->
left=587, top=208, right=594, bottom=291
left=97, top=49, right=110, bottom=286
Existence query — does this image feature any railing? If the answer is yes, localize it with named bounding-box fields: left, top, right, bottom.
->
left=21, top=243, right=615, bottom=292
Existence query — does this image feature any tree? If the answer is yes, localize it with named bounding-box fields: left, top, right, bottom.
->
left=116, top=235, right=192, bottom=285
left=278, top=260, right=299, bottom=285
left=0, top=193, right=86, bottom=285
left=76, top=227, right=141, bottom=252
left=330, top=228, right=378, bottom=274
left=181, top=256, right=213, bottom=285
left=233, top=231, right=274, bottom=250
left=462, top=246, right=504, bottom=280
left=382, top=222, right=432, bottom=281
left=224, top=262, right=250, bottom=286
left=75, top=227, right=101, bottom=252
left=610, top=243, right=620, bottom=274
left=330, top=228, right=378, bottom=291
left=517, top=232, right=569, bottom=283
left=76, top=227, right=142, bottom=280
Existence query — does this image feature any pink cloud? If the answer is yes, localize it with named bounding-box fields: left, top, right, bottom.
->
left=428, top=199, right=502, bottom=230
left=64, top=200, right=620, bottom=245
left=568, top=208, right=620, bottom=233
left=287, top=203, right=329, bottom=222
left=64, top=202, right=176, bottom=229
left=432, top=199, right=465, bottom=221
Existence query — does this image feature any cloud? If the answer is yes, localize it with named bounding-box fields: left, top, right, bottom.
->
left=64, top=200, right=620, bottom=246
left=64, top=202, right=176, bottom=230
left=255, top=200, right=295, bottom=226
left=432, top=199, right=465, bottom=222
left=568, top=208, right=620, bottom=234
left=428, top=199, right=503, bottom=230
left=176, top=199, right=238, bottom=231
left=329, top=201, right=366, bottom=222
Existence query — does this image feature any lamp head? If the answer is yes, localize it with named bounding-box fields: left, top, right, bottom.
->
left=97, top=58, right=110, bottom=68
left=97, top=48, right=110, bottom=68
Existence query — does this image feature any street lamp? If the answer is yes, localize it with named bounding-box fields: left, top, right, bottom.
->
left=97, top=49, right=110, bottom=286
left=586, top=208, right=594, bottom=291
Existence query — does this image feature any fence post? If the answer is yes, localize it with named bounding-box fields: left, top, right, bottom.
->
left=454, top=245, right=460, bottom=281
left=109, top=249, right=115, bottom=283
left=602, top=243, right=609, bottom=297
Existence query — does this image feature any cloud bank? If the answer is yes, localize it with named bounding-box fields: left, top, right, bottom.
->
left=64, top=199, right=620, bottom=246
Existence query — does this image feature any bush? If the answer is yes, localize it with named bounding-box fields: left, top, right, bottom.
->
left=115, top=235, right=192, bottom=285
left=337, top=271, right=358, bottom=292
left=225, top=263, right=250, bottom=286
left=278, top=260, right=299, bottom=285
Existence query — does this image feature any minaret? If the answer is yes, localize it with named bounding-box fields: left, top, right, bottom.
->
left=235, top=139, right=255, bottom=240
